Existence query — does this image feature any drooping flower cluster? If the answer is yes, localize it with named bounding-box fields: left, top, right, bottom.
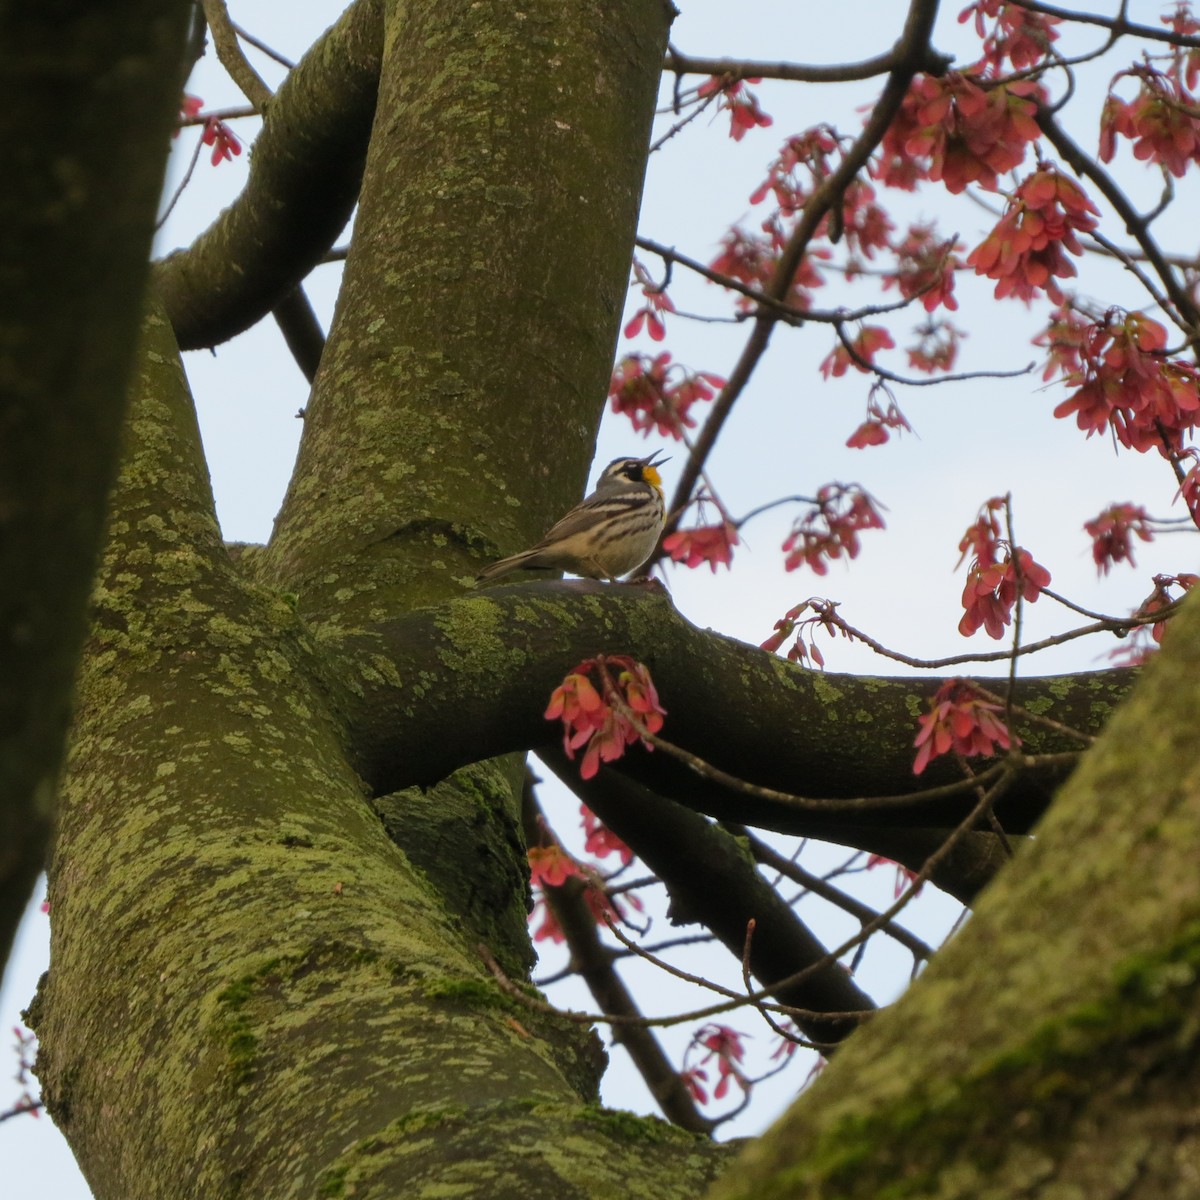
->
left=623, top=260, right=676, bottom=342
left=525, top=810, right=640, bottom=944
left=958, top=545, right=1052, bottom=639
left=545, top=656, right=666, bottom=780
left=782, top=486, right=886, bottom=575
left=709, top=225, right=830, bottom=312
left=663, top=522, right=739, bottom=572
left=956, top=498, right=1051, bottom=639
left=1034, top=304, right=1093, bottom=381
left=698, top=75, right=773, bottom=142
left=959, top=0, right=1061, bottom=72
left=839, top=181, right=896, bottom=262
left=1048, top=310, right=1200, bottom=456
left=966, top=165, right=1099, bottom=303
left=884, top=223, right=962, bottom=313
left=750, top=126, right=841, bottom=216
left=820, top=326, right=896, bottom=379
left=682, top=1024, right=749, bottom=1105
left=176, top=93, right=242, bottom=165
left=912, top=679, right=1016, bottom=775
left=1101, top=66, right=1200, bottom=178
left=1084, top=503, right=1154, bottom=574
left=527, top=843, right=643, bottom=944
left=1108, top=572, right=1199, bottom=667
left=609, top=353, right=725, bottom=439
left=845, top=387, right=913, bottom=448
left=1143, top=572, right=1199, bottom=639
left=708, top=227, right=777, bottom=306
left=876, top=72, right=1042, bottom=193
left=759, top=597, right=853, bottom=669
left=201, top=116, right=242, bottom=166
left=581, top=805, right=633, bottom=867
left=906, top=318, right=965, bottom=374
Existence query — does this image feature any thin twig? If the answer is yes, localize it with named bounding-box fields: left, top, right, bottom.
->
left=832, top=318, right=1035, bottom=388
left=740, top=918, right=811, bottom=1051
left=231, top=20, right=296, bottom=69
left=593, top=654, right=1079, bottom=816
left=602, top=912, right=866, bottom=1032
left=157, top=130, right=205, bottom=230
left=800, top=602, right=1164, bottom=669
left=480, top=942, right=836, bottom=1040
left=735, top=827, right=936, bottom=962
left=635, top=235, right=946, bottom=327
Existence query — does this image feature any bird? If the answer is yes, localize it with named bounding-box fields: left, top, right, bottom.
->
left=476, top=452, right=669, bottom=583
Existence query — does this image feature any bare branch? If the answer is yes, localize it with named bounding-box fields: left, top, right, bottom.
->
left=231, top=20, right=296, bottom=69
left=663, top=47, right=923, bottom=86
left=1006, top=0, right=1200, bottom=48
left=540, top=751, right=877, bottom=1049
left=522, top=784, right=716, bottom=1134
left=201, top=0, right=271, bottom=107
left=157, top=0, right=382, bottom=349
left=736, top=828, right=936, bottom=962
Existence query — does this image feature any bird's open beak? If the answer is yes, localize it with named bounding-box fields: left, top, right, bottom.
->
left=644, top=451, right=671, bottom=470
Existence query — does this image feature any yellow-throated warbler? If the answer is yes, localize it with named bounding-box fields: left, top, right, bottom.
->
left=476, top=452, right=669, bottom=583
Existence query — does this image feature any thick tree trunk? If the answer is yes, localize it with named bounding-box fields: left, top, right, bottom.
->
left=33, top=297, right=729, bottom=1197
left=0, top=0, right=194, bottom=981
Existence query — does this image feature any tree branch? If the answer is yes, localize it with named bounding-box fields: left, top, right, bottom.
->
left=540, top=752, right=877, bottom=1049
left=1007, top=0, right=1200, bottom=49
left=334, top=581, right=1132, bottom=898
left=198, top=0, right=327, bottom=378
left=662, top=47, right=936, bottom=86
left=270, top=275, right=327, bottom=383
left=522, top=785, right=717, bottom=1135
left=201, top=0, right=272, bottom=106
left=157, top=0, right=382, bottom=349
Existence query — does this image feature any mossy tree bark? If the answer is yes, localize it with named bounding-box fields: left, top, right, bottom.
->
left=35, top=296, right=727, bottom=1197
left=0, top=0, right=194, bottom=979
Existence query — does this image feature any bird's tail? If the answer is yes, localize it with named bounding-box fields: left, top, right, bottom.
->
left=475, top=550, right=538, bottom=582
